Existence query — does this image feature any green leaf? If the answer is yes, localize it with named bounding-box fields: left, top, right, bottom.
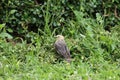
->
left=0, top=32, right=13, bottom=39
left=0, top=24, right=5, bottom=30
left=10, top=10, right=17, bottom=14
left=7, top=28, right=13, bottom=33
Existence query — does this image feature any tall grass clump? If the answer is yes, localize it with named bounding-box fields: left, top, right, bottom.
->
left=65, top=10, right=120, bottom=65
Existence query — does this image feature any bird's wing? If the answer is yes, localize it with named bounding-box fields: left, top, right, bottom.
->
left=54, top=40, right=70, bottom=58
left=66, top=47, right=71, bottom=58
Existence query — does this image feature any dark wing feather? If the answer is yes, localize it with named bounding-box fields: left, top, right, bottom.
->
left=66, top=47, right=71, bottom=58
left=54, top=40, right=70, bottom=59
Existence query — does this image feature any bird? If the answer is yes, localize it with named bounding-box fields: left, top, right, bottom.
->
left=54, top=35, right=71, bottom=63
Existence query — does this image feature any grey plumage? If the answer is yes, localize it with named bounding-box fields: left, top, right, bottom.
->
left=54, top=35, right=71, bottom=62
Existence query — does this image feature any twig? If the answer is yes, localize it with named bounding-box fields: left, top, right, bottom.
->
left=114, top=5, right=120, bottom=18
left=34, top=0, right=39, bottom=5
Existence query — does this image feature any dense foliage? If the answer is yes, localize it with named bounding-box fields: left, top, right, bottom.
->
left=0, top=0, right=120, bottom=80
left=0, top=0, right=120, bottom=35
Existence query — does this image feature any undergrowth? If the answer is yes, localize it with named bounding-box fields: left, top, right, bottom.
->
left=0, top=16, right=120, bottom=79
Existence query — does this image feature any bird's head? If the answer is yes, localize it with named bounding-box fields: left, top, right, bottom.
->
left=55, top=35, right=64, bottom=40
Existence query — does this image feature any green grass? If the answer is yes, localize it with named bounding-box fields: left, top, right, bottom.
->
left=0, top=34, right=120, bottom=80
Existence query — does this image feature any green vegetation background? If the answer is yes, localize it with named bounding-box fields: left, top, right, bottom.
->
left=0, top=0, right=120, bottom=80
